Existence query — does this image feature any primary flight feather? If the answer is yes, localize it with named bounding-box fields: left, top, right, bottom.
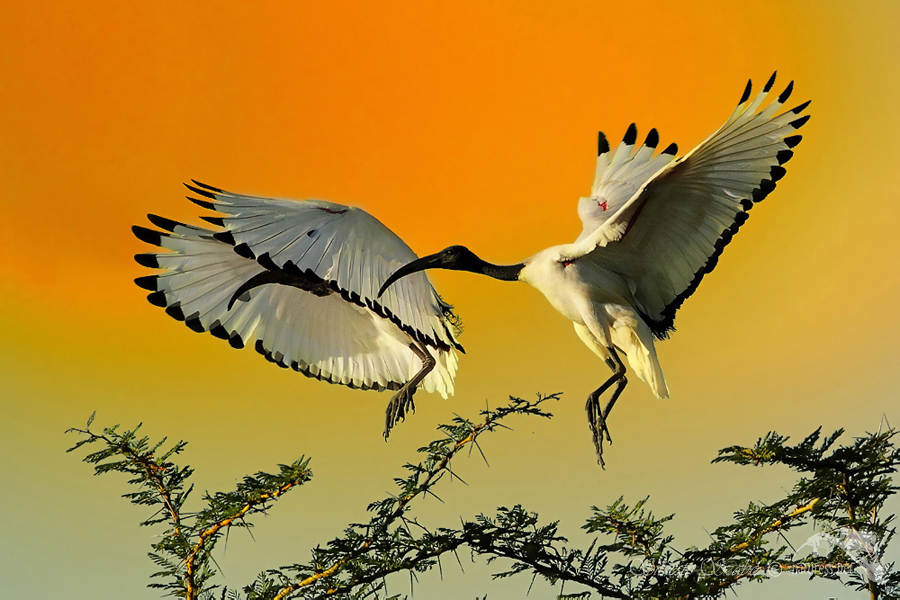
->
left=134, top=74, right=808, bottom=463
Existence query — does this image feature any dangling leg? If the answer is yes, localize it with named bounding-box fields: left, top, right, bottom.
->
left=384, top=341, right=436, bottom=439
left=585, top=346, right=627, bottom=467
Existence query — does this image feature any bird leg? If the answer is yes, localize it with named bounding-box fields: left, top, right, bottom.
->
left=585, top=347, right=627, bottom=468
left=384, top=342, right=436, bottom=439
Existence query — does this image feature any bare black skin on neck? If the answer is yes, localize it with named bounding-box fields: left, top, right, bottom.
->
left=378, top=245, right=524, bottom=298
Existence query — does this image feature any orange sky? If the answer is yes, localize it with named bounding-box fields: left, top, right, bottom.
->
left=1, top=2, right=898, bottom=598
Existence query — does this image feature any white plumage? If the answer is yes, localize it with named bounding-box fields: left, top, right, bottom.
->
left=134, top=74, right=808, bottom=462
left=134, top=189, right=461, bottom=434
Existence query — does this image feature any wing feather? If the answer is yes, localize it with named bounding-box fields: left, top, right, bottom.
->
left=571, top=74, right=809, bottom=338
left=183, top=181, right=461, bottom=353
left=133, top=194, right=460, bottom=396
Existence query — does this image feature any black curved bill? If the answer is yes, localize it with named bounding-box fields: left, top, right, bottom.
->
left=377, top=253, right=444, bottom=298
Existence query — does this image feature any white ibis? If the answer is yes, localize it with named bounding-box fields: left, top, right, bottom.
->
left=134, top=74, right=808, bottom=464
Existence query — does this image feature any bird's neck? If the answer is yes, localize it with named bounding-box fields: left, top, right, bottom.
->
left=477, top=261, right=524, bottom=281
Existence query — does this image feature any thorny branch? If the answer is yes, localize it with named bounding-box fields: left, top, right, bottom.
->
left=69, top=404, right=899, bottom=600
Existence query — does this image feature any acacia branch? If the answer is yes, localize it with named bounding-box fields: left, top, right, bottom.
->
left=727, top=498, right=820, bottom=554
left=274, top=397, right=555, bottom=600
left=274, top=425, right=488, bottom=599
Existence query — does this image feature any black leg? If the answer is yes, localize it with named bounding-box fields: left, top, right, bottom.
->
left=585, top=347, right=627, bottom=467
left=384, top=342, right=436, bottom=439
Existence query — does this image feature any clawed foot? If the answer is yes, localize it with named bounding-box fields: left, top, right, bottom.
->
left=384, top=384, right=417, bottom=439
left=586, top=394, right=613, bottom=468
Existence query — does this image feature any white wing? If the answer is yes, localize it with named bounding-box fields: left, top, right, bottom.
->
left=576, top=125, right=678, bottom=244
left=133, top=187, right=460, bottom=397
left=570, top=74, right=810, bottom=338
left=185, top=181, right=461, bottom=352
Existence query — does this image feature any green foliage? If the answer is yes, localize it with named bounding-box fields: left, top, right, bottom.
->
left=66, top=413, right=312, bottom=599
left=68, top=401, right=899, bottom=599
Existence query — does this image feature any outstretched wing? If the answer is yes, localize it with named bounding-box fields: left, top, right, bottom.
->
left=576, top=125, right=678, bottom=244
left=572, top=74, right=810, bottom=338
left=132, top=185, right=461, bottom=396
left=182, top=181, right=461, bottom=351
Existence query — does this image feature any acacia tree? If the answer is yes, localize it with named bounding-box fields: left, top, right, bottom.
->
left=68, top=394, right=898, bottom=599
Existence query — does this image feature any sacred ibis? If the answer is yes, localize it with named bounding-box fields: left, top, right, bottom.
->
left=134, top=74, right=808, bottom=464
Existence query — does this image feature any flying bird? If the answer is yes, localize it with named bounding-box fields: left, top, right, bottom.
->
left=134, top=74, right=808, bottom=464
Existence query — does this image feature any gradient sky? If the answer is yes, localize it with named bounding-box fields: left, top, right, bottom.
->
left=1, top=2, right=898, bottom=598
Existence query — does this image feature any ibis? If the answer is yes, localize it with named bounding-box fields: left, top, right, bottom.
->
left=134, top=74, right=808, bottom=464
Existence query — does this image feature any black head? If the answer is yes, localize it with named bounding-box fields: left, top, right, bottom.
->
left=377, top=245, right=484, bottom=298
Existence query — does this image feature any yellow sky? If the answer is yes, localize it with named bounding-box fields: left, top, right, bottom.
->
left=1, top=2, right=898, bottom=598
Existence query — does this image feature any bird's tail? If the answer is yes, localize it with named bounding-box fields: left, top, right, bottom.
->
left=610, top=319, right=669, bottom=399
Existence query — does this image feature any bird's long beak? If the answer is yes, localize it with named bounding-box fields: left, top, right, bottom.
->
left=377, top=253, right=445, bottom=298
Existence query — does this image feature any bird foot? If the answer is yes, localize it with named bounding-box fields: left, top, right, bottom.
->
left=384, top=384, right=417, bottom=439
left=585, top=395, right=613, bottom=468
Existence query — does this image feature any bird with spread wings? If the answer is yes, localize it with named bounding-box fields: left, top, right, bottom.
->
left=134, top=73, right=808, bottom=465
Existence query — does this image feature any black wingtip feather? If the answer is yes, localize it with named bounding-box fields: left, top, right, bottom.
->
left=147, top=214, right=184, bottom=233
left=187, top=196, right=217, bottom=210
left=644, top=128, right=659, bottom=149
left=661, top=142, right=678, bottom=156
left=200, top=215, right=226, bottom=227
left=763, top=71, right=777, bottom=93
left=597, top=131, right=610, bottom=155
left=185, top=313, right=204, bottom=333
left=165, top=304, right=185, bottom=321
left=791, top=99, right=811, bottom=114
left=213, top=231, right=236, bottom=245
left=770, top=166, right=787, bottom=182
left=789, top=114, right=810, bottom=129
left=234, top=242, right=256, bottom=259
left=134, top=276, right=158, bottom=291
left=184, top=183, right=218, bottom=200
left=228, top=333, right=244, bottom=349
left=190, top=180, right=225, bottom=193
left=778, top=81, right=794, bottom=104
left=776, top=150, right=794, bottom=164
left=134, top=253, right=159, bottom=268
left=132, top=225, right=164, bottom=246
left=739, top=79, right=752, bottom=104
left=623, top=123, right=637, bottom=145
left=147, top=291, right=167, bottom=307
left=209, top=322, right=230, bottom=340
left=784, top=135, right=802, bottom=148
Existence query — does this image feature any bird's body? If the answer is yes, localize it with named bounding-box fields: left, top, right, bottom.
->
left=133, top=193, right=462, bottom=432
left=134, top=74, right=808, bottom=463
left=519, top=250, right=669, bottom=399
